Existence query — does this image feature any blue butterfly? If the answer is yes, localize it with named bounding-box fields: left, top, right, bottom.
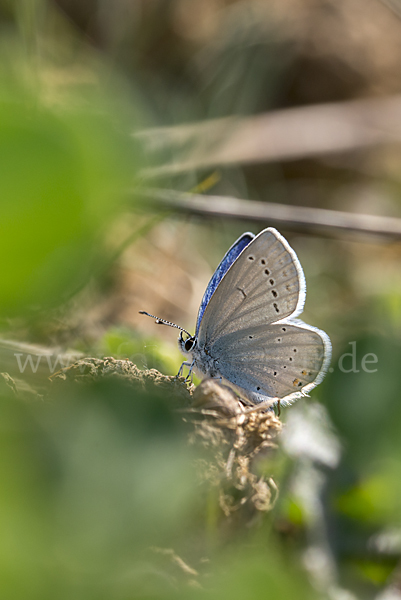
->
left=141, top=228, right=331, bottom=407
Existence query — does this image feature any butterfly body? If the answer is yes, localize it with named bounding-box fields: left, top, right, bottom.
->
left=178, top=227, right=331, bottom=407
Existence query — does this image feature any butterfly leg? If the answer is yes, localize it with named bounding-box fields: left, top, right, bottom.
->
left=177, top=361, right=190, bottom=377
left=177, top=360, right=195, bottom=381
left=185, top=359, right=196, bottom=382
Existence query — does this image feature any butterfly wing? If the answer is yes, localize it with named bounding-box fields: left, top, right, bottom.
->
left=197, top=228, right=305, bottom=345
left=195, top=232, right=254, bottom=335
left=210, top=322, right=331, bottom=405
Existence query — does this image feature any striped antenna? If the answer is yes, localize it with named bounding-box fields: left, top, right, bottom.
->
left=139, top=311, right=192, bottom=338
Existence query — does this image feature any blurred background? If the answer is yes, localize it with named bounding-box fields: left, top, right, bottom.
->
left=1, top=0, right=401, bottom=598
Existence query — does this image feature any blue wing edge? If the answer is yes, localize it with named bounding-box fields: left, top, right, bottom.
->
left=195, top=232, right=255, bottom=336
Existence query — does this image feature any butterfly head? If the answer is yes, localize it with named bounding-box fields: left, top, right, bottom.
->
left=178, top=331, right=197, bottom=355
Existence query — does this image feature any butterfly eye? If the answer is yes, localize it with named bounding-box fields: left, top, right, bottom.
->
left=184, top=338, right=196, bottom=352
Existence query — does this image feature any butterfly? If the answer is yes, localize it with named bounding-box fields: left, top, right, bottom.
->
left=140, top=228, right=331, bottom=407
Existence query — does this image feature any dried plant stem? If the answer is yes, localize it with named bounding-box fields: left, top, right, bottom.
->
left=140, top=188, right=401, bottom=240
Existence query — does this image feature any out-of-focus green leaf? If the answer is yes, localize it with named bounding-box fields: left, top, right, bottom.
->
left=0, top=73, right=141, bottom=316
left=324, top=333, right=401, bottom=469
left=202, top=547, right=319, bottom=600
left=335, top=476, right=396, bottom=525
left=0, top=378, right=202, bottom=598
left=352, top=559, right=396, bottom=586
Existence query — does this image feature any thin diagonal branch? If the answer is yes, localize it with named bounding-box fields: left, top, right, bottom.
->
left=141, top=188, right=401, bottom=240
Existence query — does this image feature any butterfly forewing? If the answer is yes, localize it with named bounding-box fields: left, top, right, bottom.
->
left=197, top=229, right=305, bottom=347
left=195, top=232, right=254, bottom=335
left=211, top=323, right=328, bottom=404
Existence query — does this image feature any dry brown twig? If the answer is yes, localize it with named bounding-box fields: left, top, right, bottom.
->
left=141, top=188, right=401, bottom=240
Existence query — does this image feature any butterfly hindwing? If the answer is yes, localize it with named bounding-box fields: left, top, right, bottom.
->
left=209, top=322, right=330, bottom=404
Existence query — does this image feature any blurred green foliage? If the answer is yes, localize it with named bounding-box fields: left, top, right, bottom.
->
left=0, top=378, right=321, bottom=600
left=0, top=63, right=139, bottom=315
